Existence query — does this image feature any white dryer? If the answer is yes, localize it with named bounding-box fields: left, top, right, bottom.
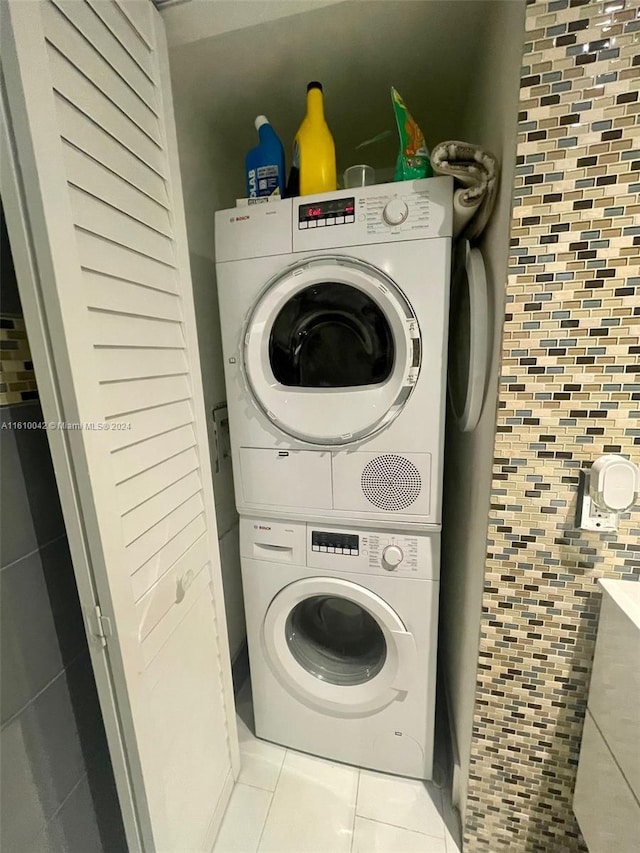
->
left=240, top=517, right=440, bottom=779
left=214, top=178, right=453, bottom=529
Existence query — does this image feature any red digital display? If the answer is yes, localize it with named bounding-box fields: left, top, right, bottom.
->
left=299, top=197, right=356, bottom=223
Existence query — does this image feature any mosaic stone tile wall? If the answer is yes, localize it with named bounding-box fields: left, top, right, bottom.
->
left=463, top=0, right=640, bottom=850
left=0, top=315, right=38, bottom=407
left=1, top=206, right=38, bottom=408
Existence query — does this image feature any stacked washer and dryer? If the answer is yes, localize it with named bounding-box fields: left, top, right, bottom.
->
left=214, top=177, right=453, bottom=780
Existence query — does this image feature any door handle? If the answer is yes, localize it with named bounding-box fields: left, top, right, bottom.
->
left=390, top=629, right=417, bottom=692
left=176, top=569, right=194, bottom=603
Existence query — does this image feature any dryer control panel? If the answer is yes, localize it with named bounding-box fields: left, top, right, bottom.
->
left=292, top=177, right=453, bottom=253
left=307, top=523, right=439, bottom=581
left=215, top=177, right=451, bottom=263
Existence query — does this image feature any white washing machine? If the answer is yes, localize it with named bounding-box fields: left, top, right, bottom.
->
left=239, top=517, right=439, bottom=779
left=214, top=177, right=454, bottom=529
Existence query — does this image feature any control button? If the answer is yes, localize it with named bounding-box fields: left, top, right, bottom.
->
left=335, top=215, right=345, bottom=225
left=335, top=547, right=343, bottom=554
left=328, top=546, right=335, bottom=553
left=299, top=221, right=308, bottom=229
left=326, top=218, right=335, bottom=226
left=382, top=545, right=404, bottom=570
left=350, top=549, right=359, bottom=556
left=309, top=219, right=317, bottom=228
left=358, top=214, right=366, bottom=222
left=320, top=546, right=327, bottom=552
left=383, top=198, right=409, bottom=226
left=312, top=545, right=319, bottom=552
left=318, top=219, right=326, bottom=227
left=345, top=215, right=355, bottom=224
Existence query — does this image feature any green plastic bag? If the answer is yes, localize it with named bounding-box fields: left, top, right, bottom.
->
left=391, top=87, right=432, bottom=181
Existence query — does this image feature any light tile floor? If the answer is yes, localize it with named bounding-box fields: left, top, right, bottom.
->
left=214, top=682, right=462, bottom=853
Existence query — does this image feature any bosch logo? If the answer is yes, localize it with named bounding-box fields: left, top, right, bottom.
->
left=232, top=215, right=250, bottom=222
left=254, top=524, right=271, bottom=530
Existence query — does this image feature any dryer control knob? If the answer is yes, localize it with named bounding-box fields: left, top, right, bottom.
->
left=382, top=545, right=404, bottom=569
left=382, top=198, right=408, bottom=226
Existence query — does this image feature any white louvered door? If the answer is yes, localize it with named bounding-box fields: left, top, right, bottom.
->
left=1, top=1, right=238, bottom=850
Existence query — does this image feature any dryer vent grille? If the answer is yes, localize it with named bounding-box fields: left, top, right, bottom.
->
left=361, top=455, right=422, bottom=512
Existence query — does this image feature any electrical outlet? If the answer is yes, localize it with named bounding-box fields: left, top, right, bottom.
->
left=579, top=493, right=618, bottom=532
left=212, top=404, right=231, bottom=475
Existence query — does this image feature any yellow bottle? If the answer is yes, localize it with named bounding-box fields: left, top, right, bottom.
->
left=294, top=82, right=337, bottom=196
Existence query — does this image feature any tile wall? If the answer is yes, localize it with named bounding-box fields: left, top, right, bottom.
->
left=0, top=314, right=38, bottom=407
left=0, top=204, right=126, bottom=852
left=0, top=212, right=37, bottom=407
left=463, top=0, right=640, bottom=851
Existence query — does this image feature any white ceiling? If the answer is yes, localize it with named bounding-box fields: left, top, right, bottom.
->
left=159, top=0, right=350, bottom=48
left=167, top=1, right=507, bottom=204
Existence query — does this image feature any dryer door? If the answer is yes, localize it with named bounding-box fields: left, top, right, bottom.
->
left=447, top=240, right=489, bottom=433
left=243, top=256, right=421, bottom=446
left=262, top=577, right=417, bottom=715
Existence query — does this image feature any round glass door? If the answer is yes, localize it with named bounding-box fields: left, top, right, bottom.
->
left=269, top=283, right=394, bottom=389
left=285, top=595, right=387, bottom=686
left=263, top=577, right=416, bottom=715
left=243, top=256, right=421, bottom=446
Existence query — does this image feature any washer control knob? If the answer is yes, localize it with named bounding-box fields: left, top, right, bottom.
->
left=382, top=545, right=404, bottom=570
left=382, top=198, right=408, bottom=226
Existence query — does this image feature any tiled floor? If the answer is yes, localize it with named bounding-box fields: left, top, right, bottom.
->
left=214, top=682, right=462, bottom=853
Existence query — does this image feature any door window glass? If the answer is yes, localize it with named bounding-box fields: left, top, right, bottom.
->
left=285, top=595, right=387, bottom=686
left=269, top=283, right=394, bottom=388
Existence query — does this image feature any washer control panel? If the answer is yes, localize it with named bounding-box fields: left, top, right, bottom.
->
left=369, top=533, right=418, bottom=573
left=307, top=524, right=438, bottom=580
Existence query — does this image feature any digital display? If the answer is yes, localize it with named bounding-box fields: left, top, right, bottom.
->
left=299, top=197, right=355, bottom=223
left=311, top=531, right=359, bottom=554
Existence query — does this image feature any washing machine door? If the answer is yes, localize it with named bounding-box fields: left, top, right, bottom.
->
left=243, top=256, right=421, bottom=446
left=262, top=576, right=417, bottom=715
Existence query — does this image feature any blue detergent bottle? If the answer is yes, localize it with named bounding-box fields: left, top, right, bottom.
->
left=245, top=116, right=286, bottom=198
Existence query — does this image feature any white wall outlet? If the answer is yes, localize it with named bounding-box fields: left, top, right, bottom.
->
left=578, top=493, right=618, bottom=533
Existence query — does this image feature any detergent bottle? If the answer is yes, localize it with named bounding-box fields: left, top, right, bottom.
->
left=291, top=82, right=337, bottom=196
left=245, top=115, right=286, bottom=198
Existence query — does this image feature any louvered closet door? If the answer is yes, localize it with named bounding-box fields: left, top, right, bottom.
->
left=1, top=1, right=238, bottom=850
